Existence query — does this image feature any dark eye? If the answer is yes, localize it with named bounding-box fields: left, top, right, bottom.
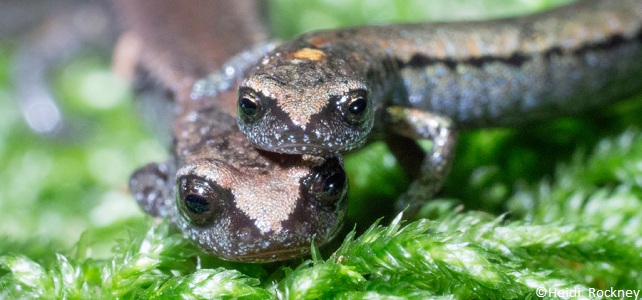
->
left=320, top=171, right=346, bottom=197
left=184, top=194, right=209, bottom=214
left=309, top=157, right=348, bottom=208
left=338, top=90, right=369, bottom=126
left=177, top=176, right=228, bottom=227
left=348, top=97, right=367, bottom=115
left=238, top=90, right=263, bottom=123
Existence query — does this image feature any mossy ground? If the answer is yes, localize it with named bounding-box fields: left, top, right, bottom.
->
left=1, top=0, right=641, bottom=298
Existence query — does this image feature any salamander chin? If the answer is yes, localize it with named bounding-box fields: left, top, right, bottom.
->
left=229, top=247, right=312, bottom=263
left=272, top=143, right=337, bottom=154
left=244, top=129, right=369, bottom=155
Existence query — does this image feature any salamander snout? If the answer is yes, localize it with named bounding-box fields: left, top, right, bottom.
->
left=237, top=77, right=374, bottom=155
left=170, top=155, right=348, bottom=262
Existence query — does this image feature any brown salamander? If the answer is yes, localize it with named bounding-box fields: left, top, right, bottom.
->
left=226, top=0, right=642, bottom=210
left=111, top=0, right=348, bottom=262
left=238, top=0, right=642, bottom=153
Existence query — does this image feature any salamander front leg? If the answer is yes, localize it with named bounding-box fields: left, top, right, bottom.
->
left=129, top=162, right=173, bottom=218
left=384, top=106, right=457, bottom=217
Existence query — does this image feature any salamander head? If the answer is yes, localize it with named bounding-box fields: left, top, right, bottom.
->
left=237, top=45, right=375, bottom=155
left=130, top=154, right=348, bottom=262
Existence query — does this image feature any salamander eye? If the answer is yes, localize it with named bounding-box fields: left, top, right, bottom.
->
left=338, top=90, right=369, bottom=126
left=309, top=157, right=348, bottom=208
left=238, top=90, right=263, bottom=123
left=348, top=96, right=367, bottom=115
left=177, top=176, right=228, bottom=227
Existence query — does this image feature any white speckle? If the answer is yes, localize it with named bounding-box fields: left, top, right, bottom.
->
left=186, top=111, right=198, bottom=122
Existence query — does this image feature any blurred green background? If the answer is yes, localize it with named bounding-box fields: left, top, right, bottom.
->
left=2, top=0, right=637, bottom=263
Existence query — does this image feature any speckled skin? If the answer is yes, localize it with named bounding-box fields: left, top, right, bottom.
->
left=238, top=0, right=642, bottom=154
left=113, top=0, right=348, bottom=262
left=129, top=87, right=348, bottom=262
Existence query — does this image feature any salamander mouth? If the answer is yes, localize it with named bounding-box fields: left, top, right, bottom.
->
left=270, top=143, right=339, bottom=155
left=222, top=218, right=345, bottom=263
left=231, top=246, right=310, bottom=263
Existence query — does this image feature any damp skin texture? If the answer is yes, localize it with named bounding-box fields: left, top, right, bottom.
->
left=238, top=0, right=642, bottom=155
left=129, top=97, right=348, bottom=262
left=114, top=0, right=349, bottom=262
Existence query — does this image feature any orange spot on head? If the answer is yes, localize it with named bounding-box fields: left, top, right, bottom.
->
left=290, top=48, right=327, bottom=61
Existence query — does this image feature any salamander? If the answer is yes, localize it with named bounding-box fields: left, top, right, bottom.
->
left=230, top=0, right=642, bottom=211
left=237, top=0, right=642, bottom=153
left=111, top=0, right=349, bottom=262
